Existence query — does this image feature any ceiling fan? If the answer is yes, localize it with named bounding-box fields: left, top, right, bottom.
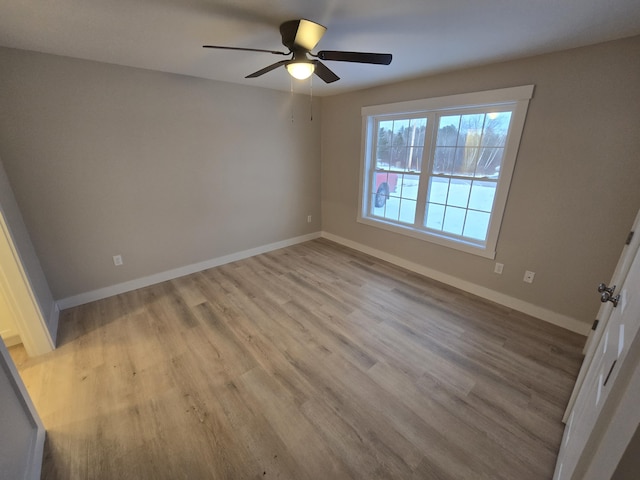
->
left=203, top=19, right=392, bottom=84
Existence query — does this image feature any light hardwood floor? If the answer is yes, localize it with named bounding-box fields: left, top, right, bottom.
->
left=11, top=239, right=585, bottom=479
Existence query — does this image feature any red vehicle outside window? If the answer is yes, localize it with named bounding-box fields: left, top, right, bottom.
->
left=374, top=171, right=398, bottom=208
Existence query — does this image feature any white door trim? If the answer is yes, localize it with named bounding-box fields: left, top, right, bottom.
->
left=0, top=211, right=53, bottom=356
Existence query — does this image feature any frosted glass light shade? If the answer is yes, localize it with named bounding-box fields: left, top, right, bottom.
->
left=286, top=62, right=315, bottom=80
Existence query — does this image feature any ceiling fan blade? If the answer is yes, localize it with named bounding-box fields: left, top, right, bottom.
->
left=314, top=61, right=340, bottom=84
left=316, top=51, right=392, bottom=65
left=280, top=19, right=327, bottom=51
left=203, top=45, right=288, bottom=56
left=245, top=60, right=289, bottom=78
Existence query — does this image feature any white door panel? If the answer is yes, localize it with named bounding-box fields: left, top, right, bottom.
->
left=564, top=211, right=640, bottom=422
left=554, top=224, right=640, bottom=479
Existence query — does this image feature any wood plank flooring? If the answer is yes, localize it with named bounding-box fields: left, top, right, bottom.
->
left=10, top=239, right=586, bottom=479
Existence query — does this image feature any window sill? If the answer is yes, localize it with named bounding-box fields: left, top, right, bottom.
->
left=356, top=215, right=496, bottom=259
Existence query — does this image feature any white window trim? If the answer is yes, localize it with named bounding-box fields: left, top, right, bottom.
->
left=357, top=85, right=534, bottom=259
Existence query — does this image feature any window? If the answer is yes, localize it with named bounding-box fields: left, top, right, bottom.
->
left=359, top=86, right=533, bottom=258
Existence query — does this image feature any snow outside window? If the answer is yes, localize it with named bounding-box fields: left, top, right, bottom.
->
left=358, top=86, right=534, bottom=259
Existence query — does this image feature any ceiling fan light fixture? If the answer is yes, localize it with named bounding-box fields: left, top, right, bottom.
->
left=204, top=18, right=391, bottom=84
left=286, top=61, right=315, bottom=80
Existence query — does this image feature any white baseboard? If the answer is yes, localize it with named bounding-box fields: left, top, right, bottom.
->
left=47, top=302, right=59, bottom=346
left=56, top=230, right=589, bottom=336
left=1, top=333, right=21, bottom=347
left=57, top=232, right=321, bottom=310
left=321, top=231, right=590, bottom=336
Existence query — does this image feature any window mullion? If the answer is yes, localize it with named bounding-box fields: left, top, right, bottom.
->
left=363, top=120, right=372, bottom=216
left=367, top=118, right=381, bottom=216
left=414, top=112, right=436, bottom=227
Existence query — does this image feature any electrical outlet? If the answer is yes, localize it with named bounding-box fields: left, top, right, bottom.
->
left=307, top=215, right=312, bottom=223
left=494, top=262, right=504, bottom=274
left=113, top=255, right=123, bottom=266
left=523, top=270, right=535, bottom=283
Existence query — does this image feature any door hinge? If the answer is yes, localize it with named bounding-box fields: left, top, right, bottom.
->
left=603, top=360, right=617, bottom=387
left=626, top=231, right=634, bottom=245
left=592, top=319, right=599, bottom=331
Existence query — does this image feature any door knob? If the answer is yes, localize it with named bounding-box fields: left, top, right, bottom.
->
left=598, top=283, right=615, bottom=295
left=600, top=290, right=620, bottom=307
left=598, top=283, right=619, bottom=307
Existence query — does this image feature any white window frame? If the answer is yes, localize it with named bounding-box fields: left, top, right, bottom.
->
left=358, top=85, right=534, bottom=259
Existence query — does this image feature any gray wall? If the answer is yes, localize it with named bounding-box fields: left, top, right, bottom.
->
left=1, top=37, right=639, bottom=326
left=0, top=47, right=321, bottom=300
left=0, top=157, right=58, bottom=343
left=321, top=35, right=640, bottom=325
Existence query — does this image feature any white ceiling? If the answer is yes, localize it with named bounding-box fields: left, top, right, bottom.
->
left=1, top=0, right=639, bottom=96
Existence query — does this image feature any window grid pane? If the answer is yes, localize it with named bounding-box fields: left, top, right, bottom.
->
left=371, top=117, right=427, bottom=223
left=443, top=206, right=466, bottom=235
left=468, top=180, right=497, bottom=212
left=422, top=111, right=513, bottom=243
left=425, top=203, right=445, bottom=230
left=463, top=210, right=491, bottom=240
left=428, top=177, right=449, bottom=204
left=447, top=179, right=471, bottom=208
left=399, top=198, right=417, bottom=224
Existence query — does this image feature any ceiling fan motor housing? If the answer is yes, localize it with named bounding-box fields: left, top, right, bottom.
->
left=279, top=19, right=327, bottom=52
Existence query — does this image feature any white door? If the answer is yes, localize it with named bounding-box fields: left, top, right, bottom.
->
left=554, top=226, right=640, bottom=479
left=0, top=210, right=54, bottom=356
left=563, top=210, right=640, bottom=423
left=0, top=284, right=21, bottom=345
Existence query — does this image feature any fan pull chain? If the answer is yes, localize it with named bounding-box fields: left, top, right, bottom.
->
left=310, top=75, right=313, bottom=121
left=290, top=76, right=295, bottom=123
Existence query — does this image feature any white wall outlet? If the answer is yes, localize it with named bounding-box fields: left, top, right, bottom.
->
left=523, top=270, right=535, bottom=283
left=307, top=215, right=312, bottom=223
left=113, top=255, right=123, bottom=266
left=494, top=262, right=504, bottom=274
